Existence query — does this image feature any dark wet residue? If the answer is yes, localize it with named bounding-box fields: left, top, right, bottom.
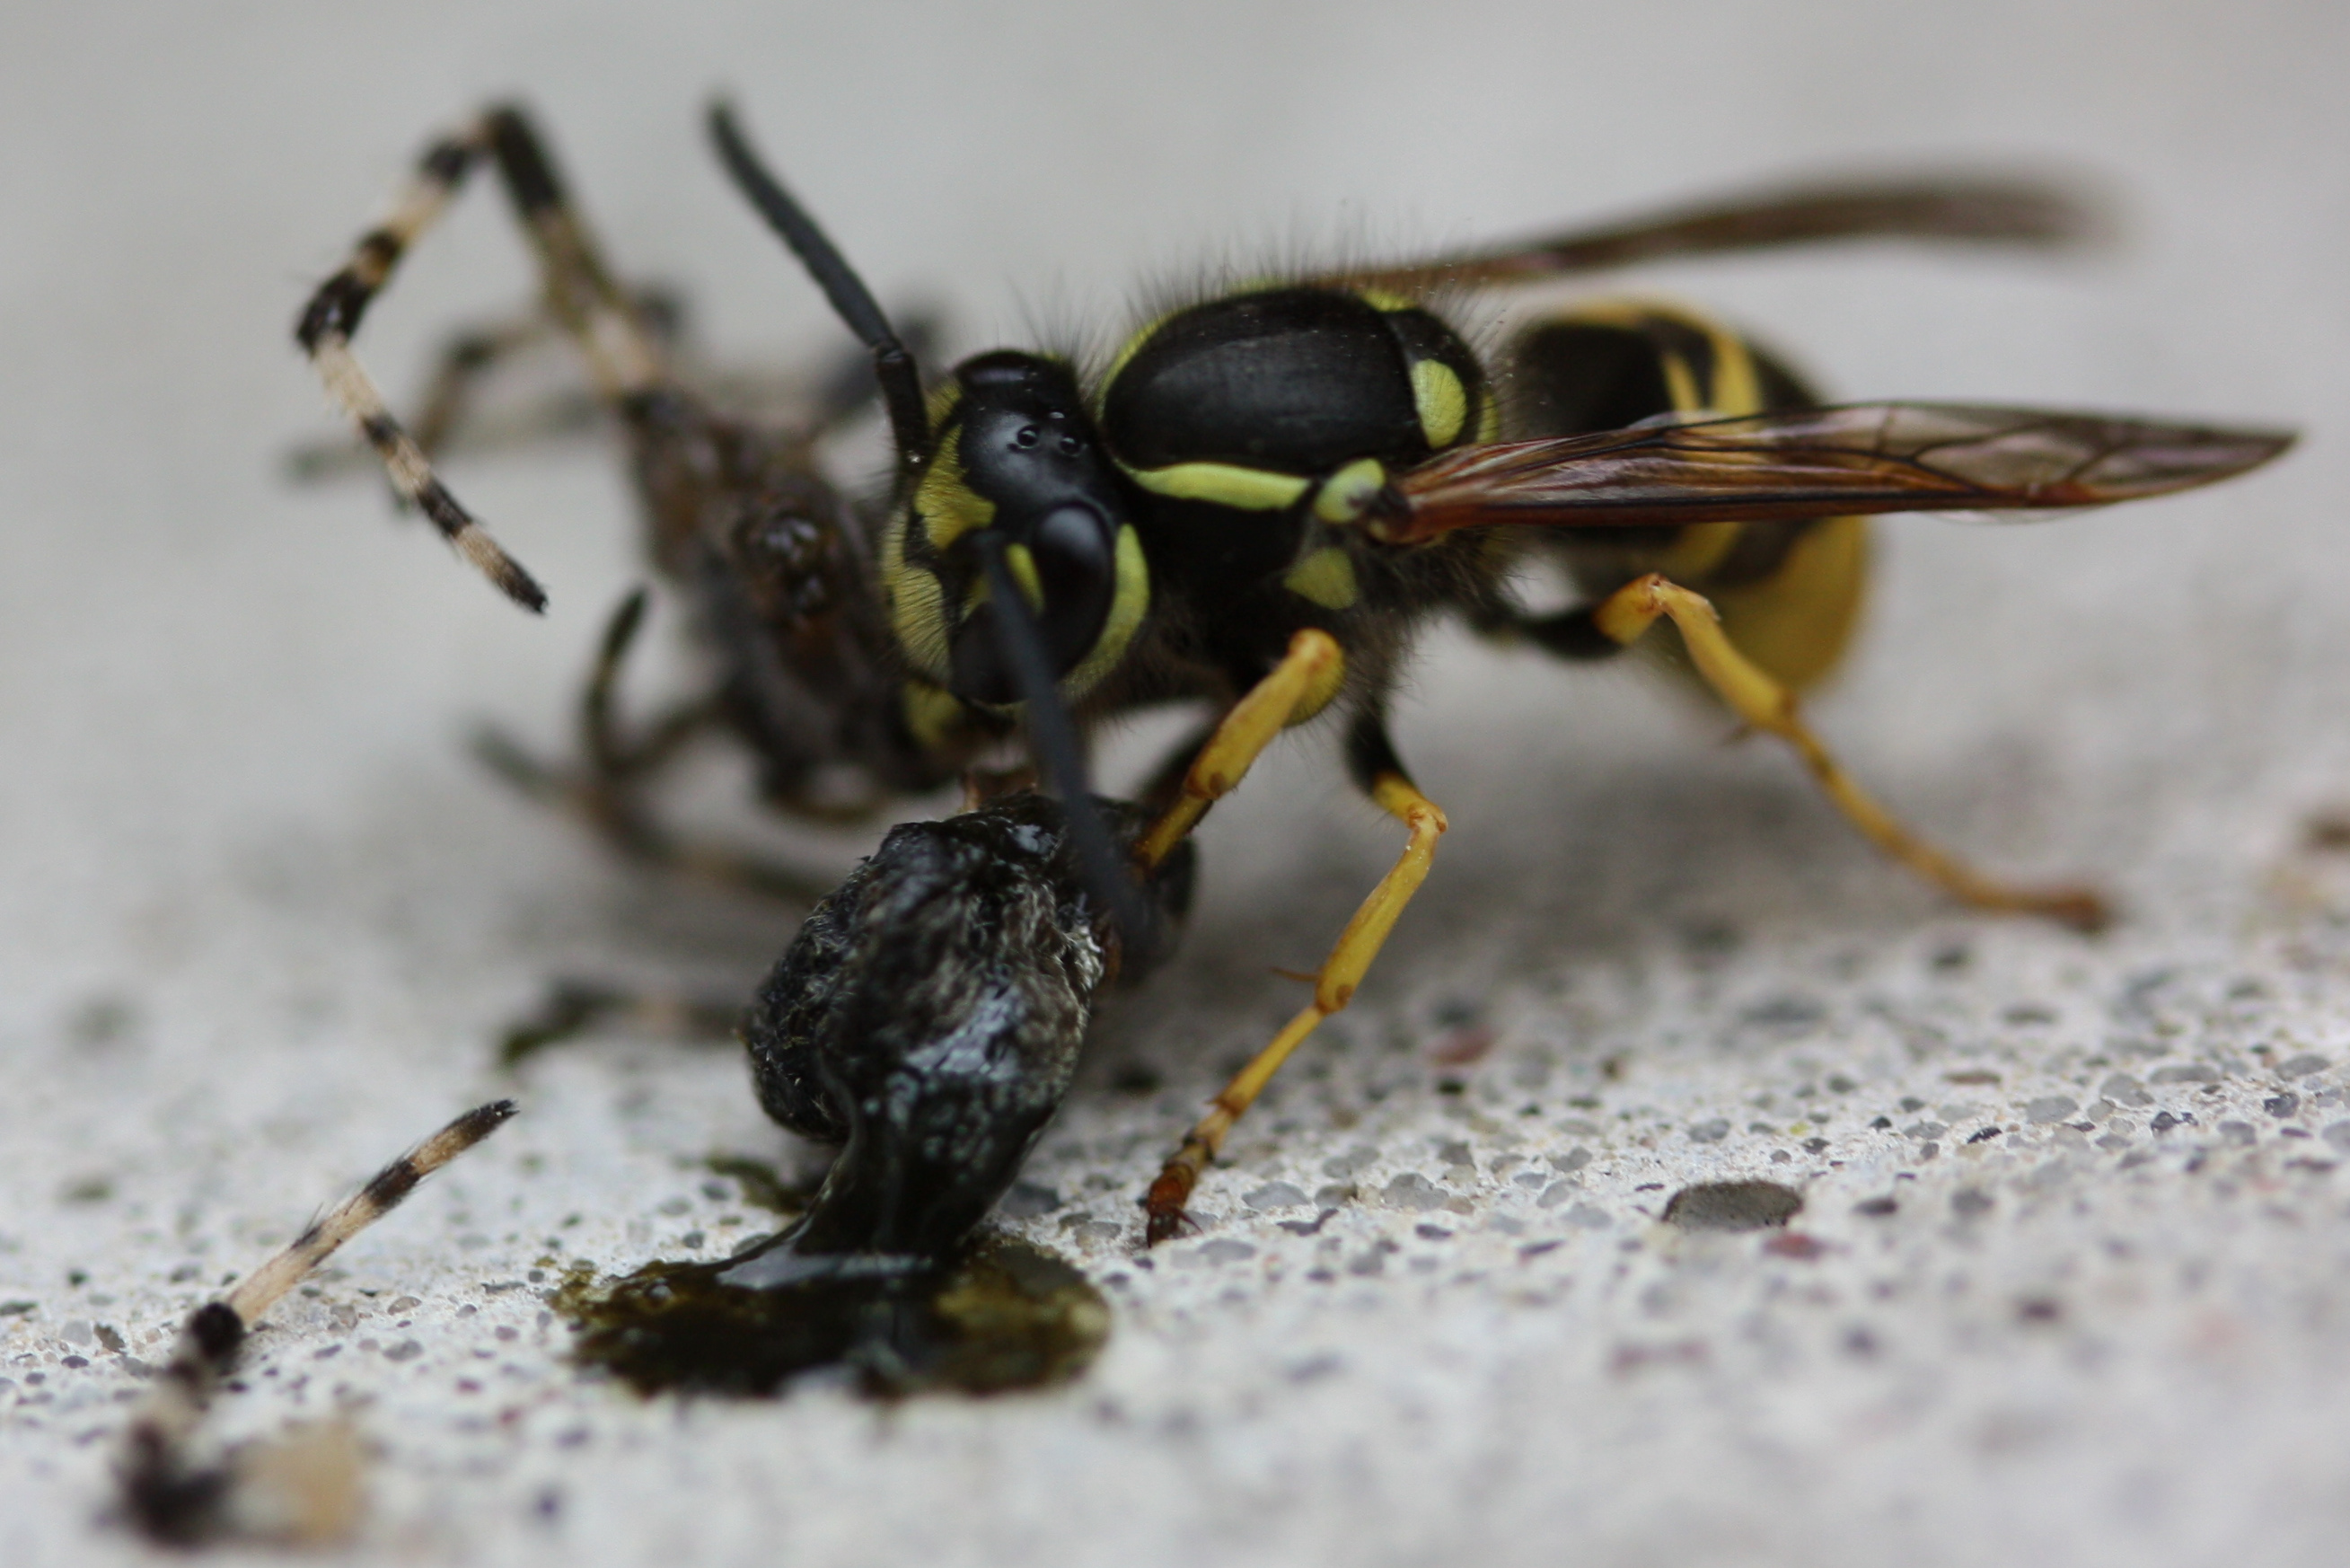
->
left=555, top=1232, right=1107, bottom=1398
left=702, top=1155, right=813, bottom=1216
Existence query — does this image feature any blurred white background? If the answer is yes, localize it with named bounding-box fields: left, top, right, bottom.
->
left=4, top=4, right=2346, bottom=1565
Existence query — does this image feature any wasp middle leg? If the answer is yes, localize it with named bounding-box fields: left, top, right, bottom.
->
left=1138, top=631, right=1448, bottom=1244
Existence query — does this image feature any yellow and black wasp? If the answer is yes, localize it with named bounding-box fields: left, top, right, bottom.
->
left=295, top=102, right=2292, bottom=1247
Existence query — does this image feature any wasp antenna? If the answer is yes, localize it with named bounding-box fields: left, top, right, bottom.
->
left=706, top=100, right=931, bottom=488
left=973, top=533, right=1153, bottom=949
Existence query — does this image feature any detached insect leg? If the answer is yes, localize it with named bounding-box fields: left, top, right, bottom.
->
left=1586, top=572, right=2108, bottom=929
left=296, top=105, right=672, bottom=609
left=1140, top=642, right=1448, bottom=1245
left=119, top=1102, right=515, bottom=1547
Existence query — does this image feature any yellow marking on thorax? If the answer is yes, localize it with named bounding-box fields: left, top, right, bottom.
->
left=1313, top=458, right=1387, bottom=524
left=1125, top=461, right=1312, bottom=511
left=1282, top=546, right=1360, bottom=610
left=1474, top=383, right=1501, bottom=445
left=1411, top=359, right=1467, bottom=448
left=915, top=430, right=995, bottom=551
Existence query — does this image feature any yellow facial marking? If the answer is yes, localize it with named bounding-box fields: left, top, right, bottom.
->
left=1003, top=542, right=1044, bottom=611
left=888, top=561, right=951, bottom=683
left=1312, top=458, right=1388, bottom=525
left=1410, top=358, right=1467, bottom=448
left=1281, top=546, right=1360, bottom=611
left=901, top=680, right=968, bottom=753
left=1356, top=287, right=1415, bottom=313
left=1126, top=461, right=1312, bottom=511
left=1062, top=524, right=1151, bottom=700
left=916, top=434, right=995, bottom=551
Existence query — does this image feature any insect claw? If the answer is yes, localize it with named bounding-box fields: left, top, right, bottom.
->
left=2036, top=887, right=2112, bottom=934
left=1142, top=1167, right=1204, bottom=1246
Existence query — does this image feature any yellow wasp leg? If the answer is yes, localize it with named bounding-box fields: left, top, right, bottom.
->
left=1132, top=629, right=1346, bottom=871
left=1595, top=572, right=2107, bottom=931
left=1145, top=768, right=1447, bottom=1244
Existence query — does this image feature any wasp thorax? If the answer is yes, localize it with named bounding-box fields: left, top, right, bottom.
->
left=1103, top=287, right=1493, bottom=488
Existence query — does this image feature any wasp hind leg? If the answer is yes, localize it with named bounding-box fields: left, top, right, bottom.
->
left=1141, top=681, right=1448, bottom=1245
left=1578, top=573, right=2108, bottom=931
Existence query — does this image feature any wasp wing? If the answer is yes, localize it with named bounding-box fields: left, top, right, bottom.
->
left=1314, top=176, right=2099, bottom=294
left=1362, top=404, right=2293, bottom=544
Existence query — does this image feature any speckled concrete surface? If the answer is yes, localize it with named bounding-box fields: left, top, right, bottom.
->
left=6, top=4, right=2349, bottom=1565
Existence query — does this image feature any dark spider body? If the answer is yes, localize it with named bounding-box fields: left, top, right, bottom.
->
left=612, top=383, right=967, bottom=812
